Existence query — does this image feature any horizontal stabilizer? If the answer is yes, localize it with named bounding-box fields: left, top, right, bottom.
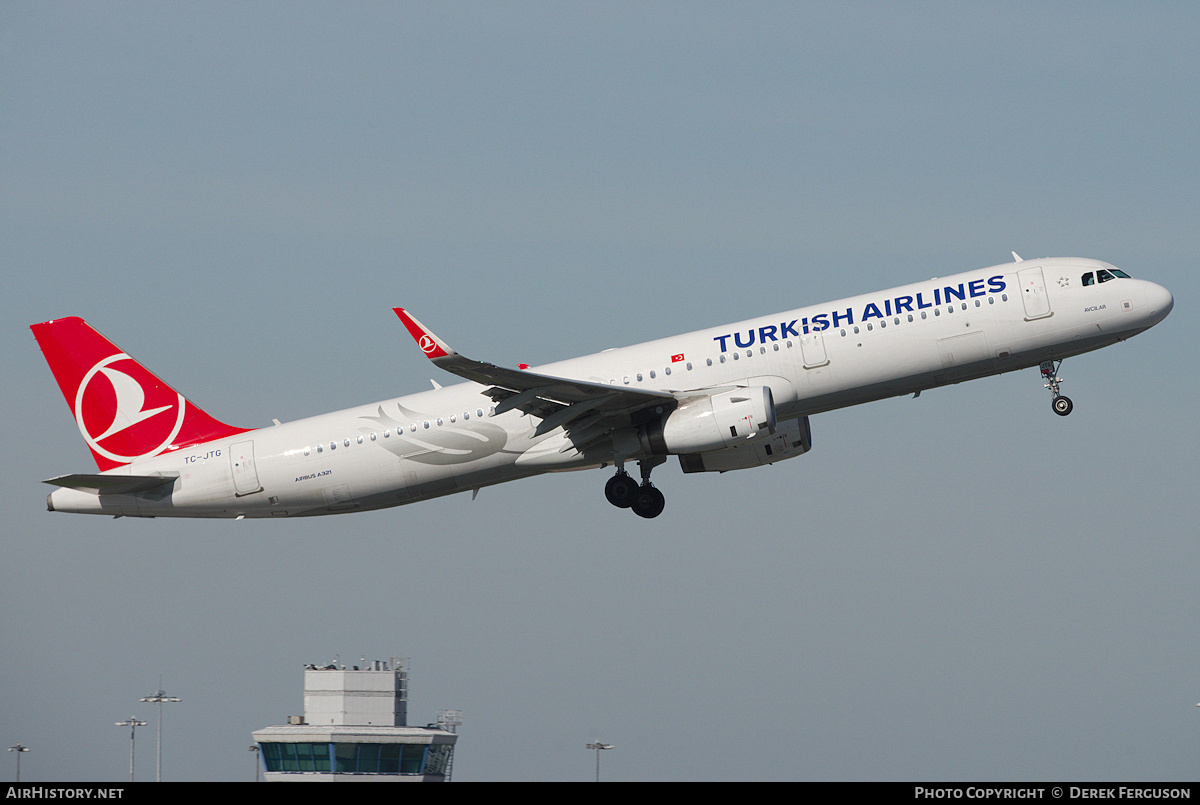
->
left=43, top=473, right=178, bottom=495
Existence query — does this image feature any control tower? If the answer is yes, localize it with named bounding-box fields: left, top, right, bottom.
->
left=252, top=658, right=459, bottom=782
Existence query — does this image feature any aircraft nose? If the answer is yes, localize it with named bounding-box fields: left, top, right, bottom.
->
left=1144, top=281, right=1174, bottom=324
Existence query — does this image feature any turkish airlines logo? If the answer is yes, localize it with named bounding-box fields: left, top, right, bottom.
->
left=74, top=353, right=186, bottom=464
left=418, top=335, right=438, bottom=354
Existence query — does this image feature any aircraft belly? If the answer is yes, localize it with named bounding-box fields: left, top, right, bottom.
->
left=936, top=330, right=993, bottom=381
left=316, top=452, right=409, bottom=512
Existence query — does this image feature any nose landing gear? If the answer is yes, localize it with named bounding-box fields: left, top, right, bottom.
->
left=1041, top=360, right=1073, bottom=416
left=604, top=458, right=666, bottom=519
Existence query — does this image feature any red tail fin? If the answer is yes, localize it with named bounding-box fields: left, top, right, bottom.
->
left=30, top=317, right=251, bottom=470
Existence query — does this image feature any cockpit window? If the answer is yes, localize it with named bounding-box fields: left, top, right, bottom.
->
left=1084, top=268, right=1130, bottom=286
left=1099, top=267, right=1132, bottom=283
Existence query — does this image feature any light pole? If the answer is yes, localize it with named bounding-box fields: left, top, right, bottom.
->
left=249, top=745, right=260, bottom=782
left=115, top=717, right=147, bottom=782
left=140, top=685, right=181, bottom=782
left=586, top=741, right=614, bottom=782
left=7, top=745, right=29, bottom=783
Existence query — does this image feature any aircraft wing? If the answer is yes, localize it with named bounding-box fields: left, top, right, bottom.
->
left=393, top=308, right=677, bottom=433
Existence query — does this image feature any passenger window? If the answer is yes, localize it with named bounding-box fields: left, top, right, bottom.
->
left=357, top=435, right=364, bottom=444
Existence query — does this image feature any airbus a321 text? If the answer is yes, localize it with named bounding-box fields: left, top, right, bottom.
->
left=32, top=255, right=1172, bottom=520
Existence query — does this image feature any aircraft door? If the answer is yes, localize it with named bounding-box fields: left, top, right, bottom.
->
left=800, top=333, right=829, bottom=368
left=230, top=440, right=263, bottom=496
left=1017, top=266, right=1053, bottom=320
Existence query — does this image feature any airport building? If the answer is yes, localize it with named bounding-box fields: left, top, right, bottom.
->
left=252, top=658, right=459, bottom=782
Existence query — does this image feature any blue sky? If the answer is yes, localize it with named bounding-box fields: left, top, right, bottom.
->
left=2, top=2, right=1198, bottom=781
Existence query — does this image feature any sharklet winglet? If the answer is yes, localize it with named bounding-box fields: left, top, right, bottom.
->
left=394, top=308, right=454, bottom=360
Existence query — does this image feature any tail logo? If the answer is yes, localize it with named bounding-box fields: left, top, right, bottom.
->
left=418, top=335, right=438, bottom=354
left=74, top=353, right=186, bottom=463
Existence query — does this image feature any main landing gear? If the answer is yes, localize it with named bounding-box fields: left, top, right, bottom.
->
left=604, top=458, right=666, bottom=519
left=1040, top=359, right=1073, bottom=416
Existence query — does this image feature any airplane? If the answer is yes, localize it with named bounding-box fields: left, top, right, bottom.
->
left=31, top=254, right=1172, bottom=520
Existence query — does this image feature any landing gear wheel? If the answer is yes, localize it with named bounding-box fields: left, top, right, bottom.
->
left=604, top=473, right=638, bottom=508
left=1040, top=360, right=1074, bottom=418
left=631, top=484, right=666, bottom=519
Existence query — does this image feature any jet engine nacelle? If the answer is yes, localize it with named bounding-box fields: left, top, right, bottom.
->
left=678, top=415, right=812, bottom=473
left=639, top=386, right=776, bottom=456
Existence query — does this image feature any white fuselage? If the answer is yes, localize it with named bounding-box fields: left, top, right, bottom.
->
left=46, top=257, right=1173, bottom=518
